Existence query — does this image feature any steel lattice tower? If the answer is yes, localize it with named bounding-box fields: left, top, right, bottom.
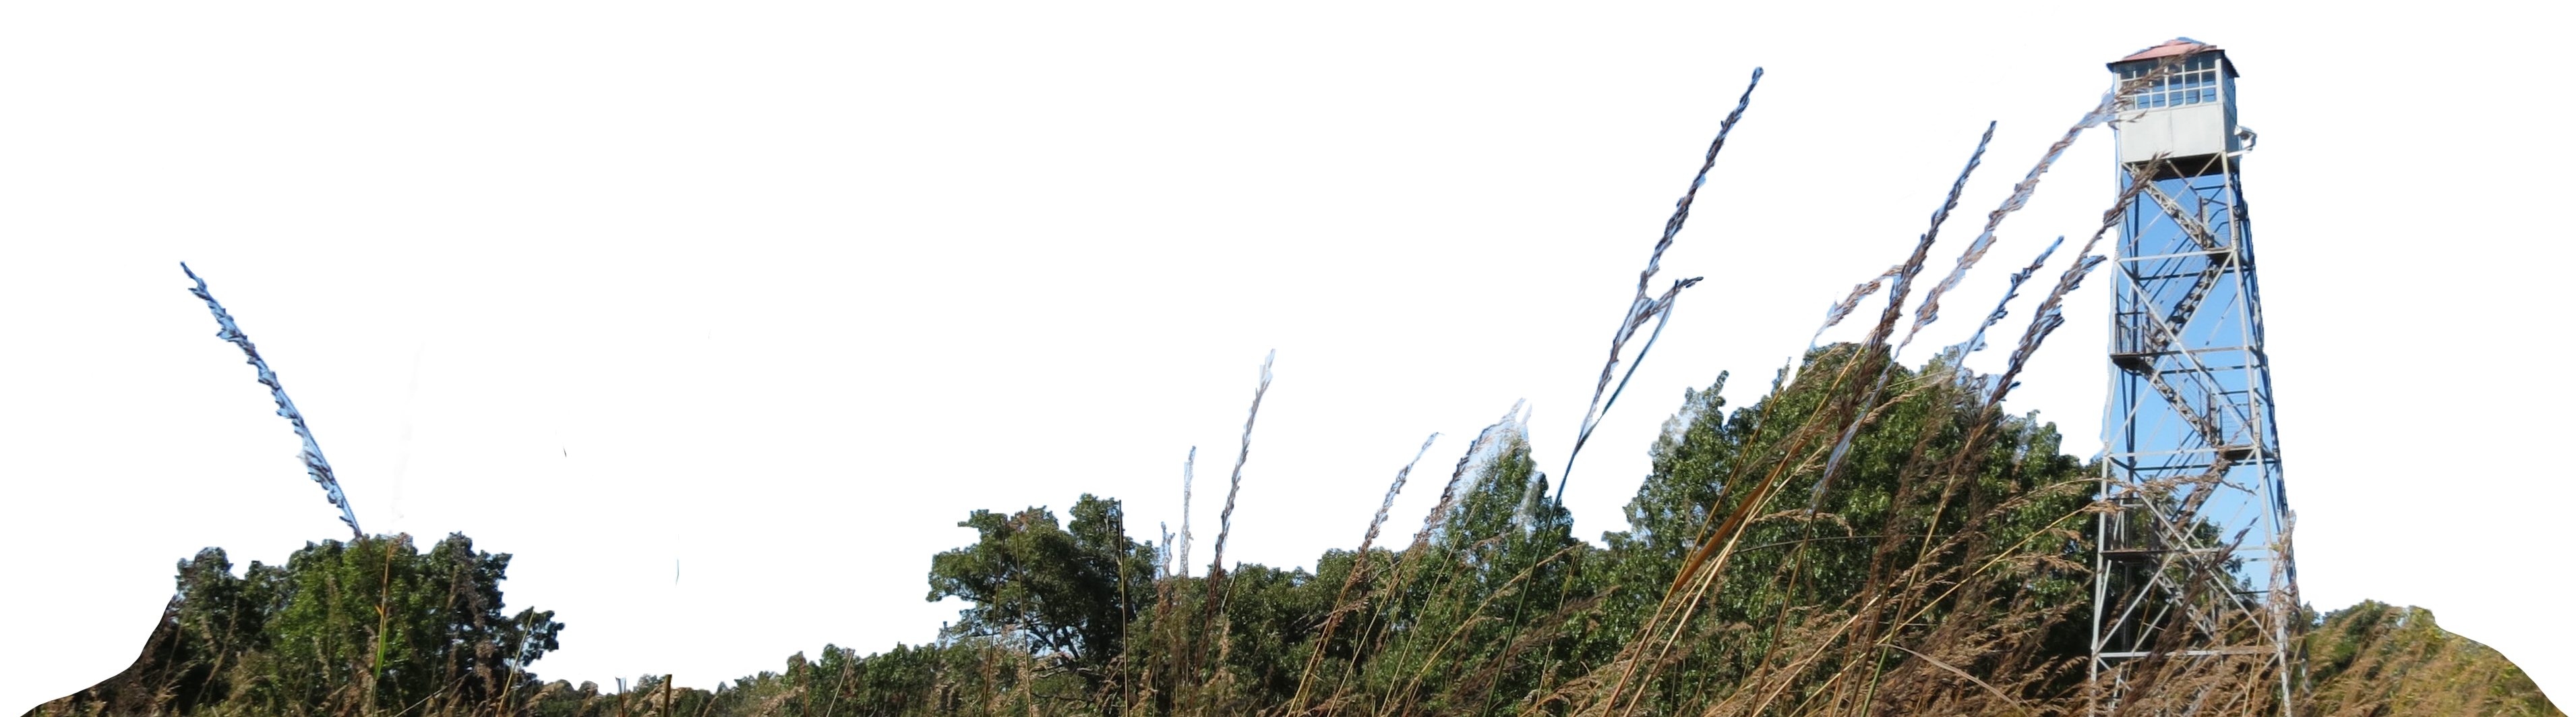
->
left=2089, top=39, right=2300, bottom=715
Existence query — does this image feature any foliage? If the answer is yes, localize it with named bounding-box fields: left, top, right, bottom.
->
left=30, top=533, right=561, bottom=717
left=1580, top=345, right=2098, bottom=716
left=926, top=494, right=1158, bottom=697
left=30, top=347, right=2565, bottom=717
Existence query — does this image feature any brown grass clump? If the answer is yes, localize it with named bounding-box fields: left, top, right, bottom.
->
left=2300, top=603, right=2567, bottom=717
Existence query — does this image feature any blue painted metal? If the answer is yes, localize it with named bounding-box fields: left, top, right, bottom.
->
left=2089, top=40, right=2300, bottom=716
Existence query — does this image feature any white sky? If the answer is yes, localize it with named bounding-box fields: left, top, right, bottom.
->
left=5, top=3, right=2568, bottom=710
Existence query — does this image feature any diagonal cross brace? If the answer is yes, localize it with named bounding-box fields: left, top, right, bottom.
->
left=2103, top=447, right=2275, bottom=652
left=2127, top=165, right=2236, bottom=356
left=2136, top=360, right=2231, bottom=449
left=2136, top=178, right=2224, bottom=252
left=2101, top=490, right=2271, bottom=654
left=2147, top=259, right=2231, bottom=356
left=2114, top=266, right=2263, bottom=438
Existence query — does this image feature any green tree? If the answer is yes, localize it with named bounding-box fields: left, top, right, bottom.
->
left=927, top=494, right=1156, bottom=697
left=1264, top=418, right=1594, bottom=717
left=30, top=533, right=562, bottom=717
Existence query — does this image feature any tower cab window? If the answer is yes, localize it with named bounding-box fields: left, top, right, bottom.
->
left=2119, top=55, right=2221, bottom=109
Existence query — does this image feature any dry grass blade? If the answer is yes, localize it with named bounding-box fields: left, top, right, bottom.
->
left=1809, top=122, right=1996, bottom=505
left=1641, top=67, right=1762, bottom=295
left=1181, top=349, right=1276, bottom=714
left=1958, top=236, right=2063, bottom=356
left=388, top=340, right=425, bottom=526
left=1367, top=436, right=1441, bottom=552
left=1292, top=432, right=1440, bottom=710
left=1982, top=154, right=2162, bottom=409
left=1176, top=447, right=1196, bottom=578
left=1328, top=401, right=1524, bottom=712
left=1409, top=401, right=1520, bottom=555
left=1595, top=389, right=1853, bottom=717
left=1561, top=276, right=1699, bottom=505
left=1559, top=67, right=1764, bottom=502
left=1905, top=91, right=2120, bottom=348
left=1205, top=349, right=1274, bottom=578
left=1884, top=643, right=2028, bottom=713
left=180, top=262, right=363, bottom=540
left=1383, top=544, right=1586, bottom=714
left=1857, top=121, right=1991, bottom=352
left=1813, top=267, right=1898, bottom=347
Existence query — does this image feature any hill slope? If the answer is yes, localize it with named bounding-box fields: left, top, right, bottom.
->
left=2304, top=601, right=2563, bottom=717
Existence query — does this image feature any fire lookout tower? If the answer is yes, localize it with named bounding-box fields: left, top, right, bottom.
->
left=2090, top=38, right=2301, bottom=714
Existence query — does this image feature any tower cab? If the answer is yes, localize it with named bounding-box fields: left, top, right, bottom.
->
left=2107, top=38, right=2244, bottom=177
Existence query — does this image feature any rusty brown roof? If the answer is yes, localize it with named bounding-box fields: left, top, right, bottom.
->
left=2117, top=38, right=2219, bottom=63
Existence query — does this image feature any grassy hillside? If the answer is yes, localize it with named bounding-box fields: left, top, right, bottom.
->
left=2302, top=602, right=2564, bottom=717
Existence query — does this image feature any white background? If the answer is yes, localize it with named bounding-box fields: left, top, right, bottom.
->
left=4, top=3, right=2566, bottom=710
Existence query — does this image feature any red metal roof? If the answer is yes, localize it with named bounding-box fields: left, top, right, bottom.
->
left=2116, top=38, right=2219, bottom=63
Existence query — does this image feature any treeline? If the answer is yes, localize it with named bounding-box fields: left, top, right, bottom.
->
left=34, top=342, right=2572, bottom=716
left=37, top=344, right=2150, bottom=716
